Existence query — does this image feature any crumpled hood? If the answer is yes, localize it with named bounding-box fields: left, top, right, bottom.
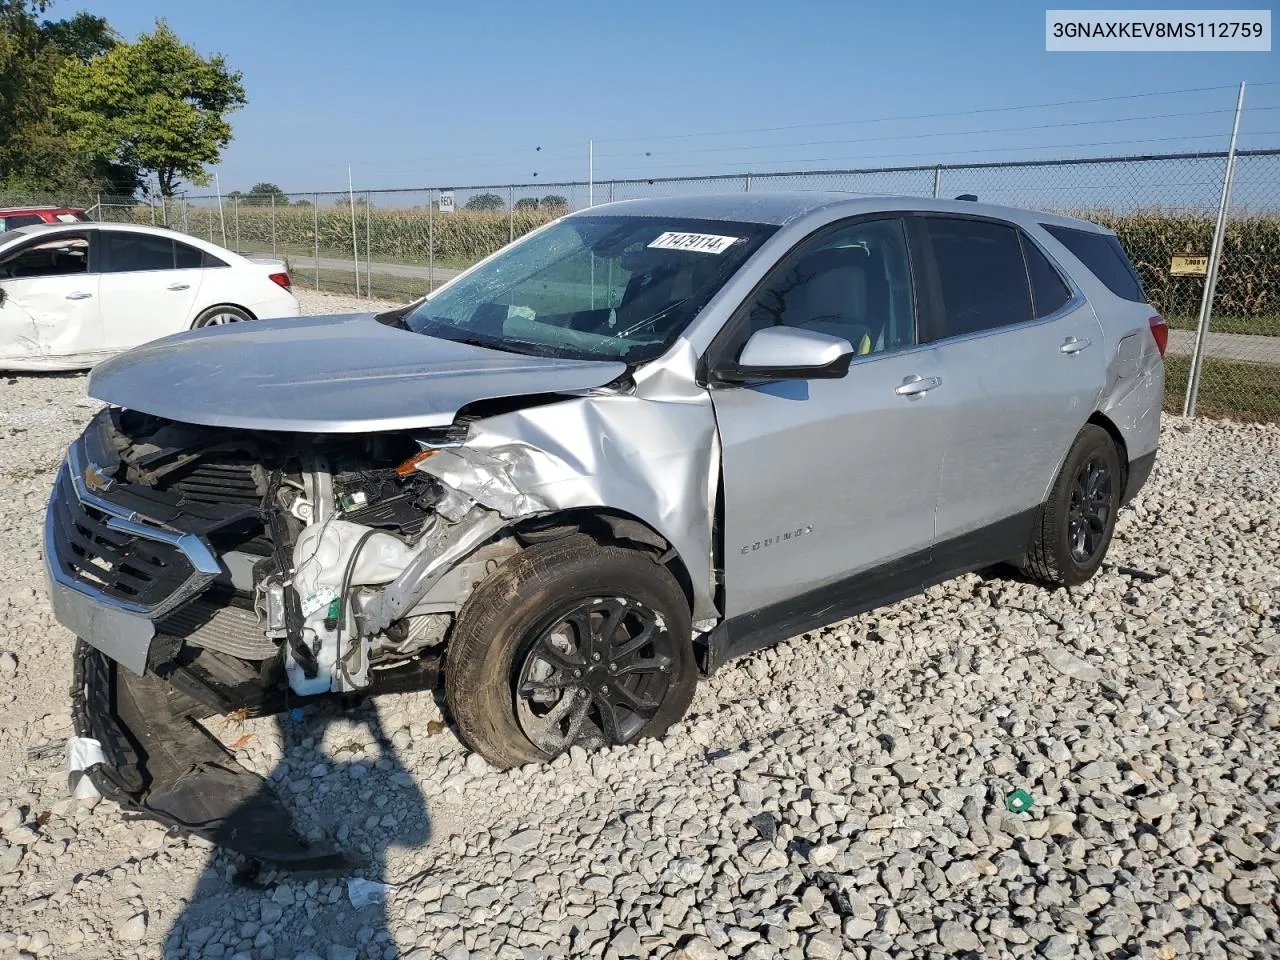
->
left=87, top=313, right=627, bottom=433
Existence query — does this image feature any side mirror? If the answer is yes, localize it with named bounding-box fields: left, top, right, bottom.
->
left=712, top=326, right=853, bottom=383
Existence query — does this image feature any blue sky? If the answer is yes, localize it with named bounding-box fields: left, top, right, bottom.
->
left=57, top=0, right=1280, bottom=195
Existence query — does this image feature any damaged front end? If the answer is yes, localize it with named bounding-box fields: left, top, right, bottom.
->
left=49, top=332, right=722, bottom=863
left=53, top=407, right=522, bottom=863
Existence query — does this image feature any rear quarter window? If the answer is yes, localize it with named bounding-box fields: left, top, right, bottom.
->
left=1042, top=223, right=1147, bottom=303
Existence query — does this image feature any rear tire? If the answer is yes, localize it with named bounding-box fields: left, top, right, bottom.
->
left=445, top=535, right=697, bottom=769
left=1022, top=424, right=1122, bottom=587
left=192, top=304, right=253, bottom=328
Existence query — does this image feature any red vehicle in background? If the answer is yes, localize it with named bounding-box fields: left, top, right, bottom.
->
left=0, top=206, right=90, bottom=232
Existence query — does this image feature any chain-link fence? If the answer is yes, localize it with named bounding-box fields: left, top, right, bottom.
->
left=12, top=148, right=1279, bottom=421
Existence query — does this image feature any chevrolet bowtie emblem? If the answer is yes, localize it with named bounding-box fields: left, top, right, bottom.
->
left=83, top=462, right=116, bottom=494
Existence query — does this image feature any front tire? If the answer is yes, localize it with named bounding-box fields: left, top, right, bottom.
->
left=445, top=535, right=697, bottom=769
left=1022, top=424, right=1122, bottom=587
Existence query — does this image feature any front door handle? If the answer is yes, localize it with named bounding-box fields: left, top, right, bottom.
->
left=167, top=283, right=191, bottom=291
left=65, top=291, right=93, bottom=300
left=895, top=374, right=943, bottom=397
left=1060, top=336, right=1092, bottom=354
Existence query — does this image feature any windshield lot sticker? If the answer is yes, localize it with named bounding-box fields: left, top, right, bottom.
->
left=648, top=232, right=741, bottom=254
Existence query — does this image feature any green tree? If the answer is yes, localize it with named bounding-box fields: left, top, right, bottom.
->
left=541, top=194, right=569, bottom=211
left=39, top=11, right=115, bottom=61
left=247, top=181, right=288, bottom=205
left=54, top=19, right=246, bottom=197
left=464, top=192, right=504, bottom=212
left=513, top=197, right=539, bottom=211
left=0, top=2, right=128, bottom=195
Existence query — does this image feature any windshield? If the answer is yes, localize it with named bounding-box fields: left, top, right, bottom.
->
left=402, top=215, right=775, bottom=362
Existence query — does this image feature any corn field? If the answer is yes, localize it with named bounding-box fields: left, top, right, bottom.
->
left=1091, top=211, right=1280, bottom=329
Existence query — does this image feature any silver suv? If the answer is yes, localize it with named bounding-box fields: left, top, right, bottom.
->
left=49, top=193, right=1165, bottom=860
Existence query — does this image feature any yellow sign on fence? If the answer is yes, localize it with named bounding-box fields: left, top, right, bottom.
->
left=1171, top=255, right=1209, bottom=276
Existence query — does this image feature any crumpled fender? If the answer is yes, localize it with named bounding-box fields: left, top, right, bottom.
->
left=416, top=340, right=722, bottom=620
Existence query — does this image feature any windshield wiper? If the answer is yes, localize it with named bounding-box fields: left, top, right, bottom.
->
left=374, top=303, right=414, bottom=329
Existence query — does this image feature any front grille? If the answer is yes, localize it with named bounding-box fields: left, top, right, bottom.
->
left=49, top=469, right=196, bottom=610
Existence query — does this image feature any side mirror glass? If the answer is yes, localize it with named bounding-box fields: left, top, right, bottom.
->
left=714, top=326, right=853, bottom=383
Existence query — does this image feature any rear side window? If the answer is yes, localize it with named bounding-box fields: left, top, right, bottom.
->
left=1042, top=223, right=1147, bottom=303
left=103, top=231, right=175, bottom=272
left=921, top=217, right=1032, bottom=340
left=1020, top=234, right=1073, bottom=318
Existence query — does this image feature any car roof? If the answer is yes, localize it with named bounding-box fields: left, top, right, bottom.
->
left=0, top=205, right=85, bottom=214
left=569, top=191, right=1112, bottom=234
left=1, top=220, right=233, bottom=246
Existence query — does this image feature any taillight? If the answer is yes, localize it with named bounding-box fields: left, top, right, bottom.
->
left=1148, top=315, right=1168, bottom=357
left=269, top=272, right=291, bottom=290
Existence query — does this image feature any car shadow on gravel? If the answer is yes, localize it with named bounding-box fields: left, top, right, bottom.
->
left=164, top=701, right=430, bottom=958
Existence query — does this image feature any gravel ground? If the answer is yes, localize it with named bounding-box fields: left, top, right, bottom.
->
left=1, top=292, right=1278, bottom=959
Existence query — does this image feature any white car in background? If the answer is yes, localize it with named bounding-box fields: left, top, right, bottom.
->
left=0, top=222, right=300, bottom=371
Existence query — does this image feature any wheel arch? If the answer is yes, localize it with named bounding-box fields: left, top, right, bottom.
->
left=510, top=507, right=697, bottom=618
left=1086, top=410, right=1130, bottom=493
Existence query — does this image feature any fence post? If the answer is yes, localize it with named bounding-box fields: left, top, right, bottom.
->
left=181, top=195, right=188, bottom=233
left=609, top=181, right=615, bottom=202
left=234, top=198, right=240, bottom=252
left=149, top=197, right=156, bottom=225
left=428, top=189, right=435, bottom=294
left=365, top=190, right=373, bottom=299
left=313, top=193, right=320, bottom=292
left=932, top=166, right=942, bottom=198
left=509, top=186, right=515, bottom=243
left=271, top=194, right=277, bottom=257
left=745, top=174, right=752, bottom=193
left=347, top=175, right=360, bottom=299
left=1184, top=81, right=1246, bottom=418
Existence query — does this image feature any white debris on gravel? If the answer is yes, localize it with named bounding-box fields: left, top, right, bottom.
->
left=1, top=308, right=1278, bottom=957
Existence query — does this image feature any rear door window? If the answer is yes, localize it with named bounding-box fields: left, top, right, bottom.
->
left=1041, top=223, right=1147, bottom=303
left=102, top=231, right=175, bottom=272
left=920, top=217, right=1032, bottom=341
left=1020, top=234, right=1073, bottom=318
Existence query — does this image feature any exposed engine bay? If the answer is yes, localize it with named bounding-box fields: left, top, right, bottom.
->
left=71, top=407, right=525, bottom=696
left=58, top=408, right=535, bottom=863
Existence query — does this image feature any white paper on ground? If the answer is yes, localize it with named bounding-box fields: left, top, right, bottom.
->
left=66, top=737, right=106, bottom=799
left=347, top=876, right=395, bottom=907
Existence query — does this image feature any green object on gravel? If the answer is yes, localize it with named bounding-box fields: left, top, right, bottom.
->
left=1006, top=788, right=1035, bottom=813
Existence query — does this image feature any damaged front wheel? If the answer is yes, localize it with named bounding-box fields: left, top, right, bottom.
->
left=445, top=535, right=696, bottom=768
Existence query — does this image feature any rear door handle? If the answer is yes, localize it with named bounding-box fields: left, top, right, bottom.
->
left=895, top=374, right=943, bottom=397
left=1060, top=336, right=1092, bottom=354
left=167, top=283, right=190, bottom=291
left=65, top=291, right=93, bottom=300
